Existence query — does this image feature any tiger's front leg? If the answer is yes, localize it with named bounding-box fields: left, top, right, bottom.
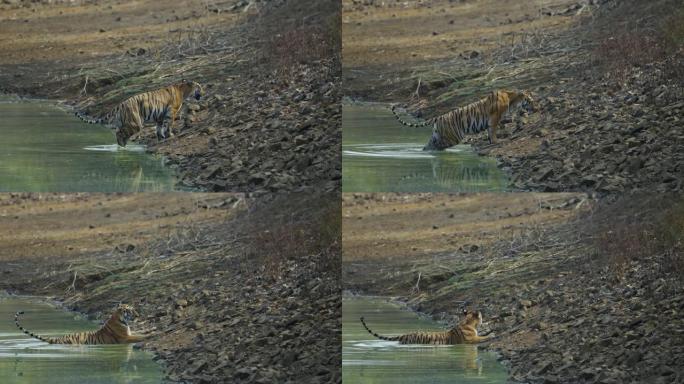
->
left=155, top=123, right=165, bottom=141
left=487, top=114, right=501, bottom=144
left=125, top=334, right=147, bottom=343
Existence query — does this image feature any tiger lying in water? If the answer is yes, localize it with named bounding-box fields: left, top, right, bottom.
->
left=391, top=89, right=537, bottom=150
left=15, top=304, right=147, bottom=344
left=76, top=80, right=203, bottom=147
left=360, top=309, right=493, bottom=344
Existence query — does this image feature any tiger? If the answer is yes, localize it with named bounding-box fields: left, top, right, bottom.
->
left=75, top=80, right=203, bottom=147
left=360, top=309, right=494, bottom=344
left=391, top=89, right=537, bottom=150
left=14, top=304, right=147, bottom=345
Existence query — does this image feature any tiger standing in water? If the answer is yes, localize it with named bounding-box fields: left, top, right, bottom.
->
left=15, top=304, right=148, bottom=344
left=391, top=89, right=537, bottom=150
left=360, top=309, right=494, bottom=344
left=75, top=80, right=203, bottom=147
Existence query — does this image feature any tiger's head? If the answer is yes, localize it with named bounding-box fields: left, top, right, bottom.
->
left=520, top=91, right=538, bottom=113
left=114, top=304, right=139, bottom=325
left=459, top=309, right=483, bottom=329
left=180, top=80, right=203, bottom=101
left=115, top=129, right=128, bottom=147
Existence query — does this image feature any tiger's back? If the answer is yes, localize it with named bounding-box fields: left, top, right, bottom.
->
left=391, top=89, right=537, bottom=150
left=14, top=304, right=145, bottom=345
left=75, top=80, right=203, bottom=147
left=360, top=309, right=492, bottom=345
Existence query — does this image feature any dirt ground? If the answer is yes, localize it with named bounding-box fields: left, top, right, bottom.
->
left=0, top=0, right=236, bottom=65
left=0, top=193, right=231, bottom=262
left=0, top=192, right=341, bottom=384
left=343, top=0, right=580, bottom=99
left=0, top=0, right=341, bottom=193
left=342, top=192, right=588, bottom=296
left=343, top=192, right=584, bottom=262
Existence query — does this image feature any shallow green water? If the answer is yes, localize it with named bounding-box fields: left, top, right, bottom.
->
left=343, top=296, right=508, bottom=384
left=0, top=294, right=163, bottom=384
left=0, top=96, right=176, bottom=192
left=342, top=103, right=509, bottom=192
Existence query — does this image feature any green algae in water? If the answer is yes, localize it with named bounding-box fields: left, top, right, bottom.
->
left=0, top=295, right=163, bottom=384
left=0, top=98, right=176, bottom=192
left=343, top=296, right=508, bottom=383
left=342, top=103, right=509, bottom=192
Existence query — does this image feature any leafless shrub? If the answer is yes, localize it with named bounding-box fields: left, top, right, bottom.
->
left=265, top=16, right=340, bottom=76
left=591, top=32, right=665, bottom=85
left=591, top=2, right=684, bottom=87
left=587, top=195, right=684, bottom=282
left=238, top=192, right=340, bottom=281
left=662, top=8, right=684, bottom=52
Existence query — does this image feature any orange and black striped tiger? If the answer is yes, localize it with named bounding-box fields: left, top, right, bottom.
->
left=76, top=80, right=203, bottom=147
left=15, top=304, right=146, bottom=344
left=391, top=89, right=537, bottom=150
left=360, top=309, right=493, bottom=344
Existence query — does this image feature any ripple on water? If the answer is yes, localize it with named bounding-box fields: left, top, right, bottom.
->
left=0, top=100, right=176, bottom=191
left=83, top=144, right=148, bottom=152
left=342, top=102, right=509, bottom=192
left=342, top=296, right=509, bottom=383
left=0, top=295, right=163, bottom=383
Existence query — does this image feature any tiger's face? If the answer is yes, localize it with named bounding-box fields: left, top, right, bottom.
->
left=520, top=91, right=537, bottom=113
left=461, top=309, right=483, bottom=328
left=115, top=304, right=139, bottom=324
left=115, top=129, right=128, bottom=147
left=181, top=80, right=203, bottom=101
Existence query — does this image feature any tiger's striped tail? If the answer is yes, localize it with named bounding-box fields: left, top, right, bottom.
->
left=74, top=111, right=108, bottom=125
left=360, top=317, right=399, bottom=341
left=15, top=311, right=53, bottom=344
left=390, top=104, right=431, bottom=128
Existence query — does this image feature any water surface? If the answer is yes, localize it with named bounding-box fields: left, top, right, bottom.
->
left=0, top=294, right=163, bottom=384
left=343, top=296, right=508, bottom=383
left=343, top=103, right=509, bottom=192
left=0, top=96, right=176, bottom=191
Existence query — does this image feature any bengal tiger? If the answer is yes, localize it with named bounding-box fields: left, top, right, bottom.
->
left=75, top=80, right=203, bottom=147
left=360, top=309, right=493, bottom=344
left=391, top=89, right=537, bottom=150
left=14, top=304, right=147, bottom=344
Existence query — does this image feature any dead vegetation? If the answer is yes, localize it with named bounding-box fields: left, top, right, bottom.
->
left=239, top=192, right=341, bottom=281
left=587, top=194, right=684, bottom=284
left=590, top=0, right=684, bottom=88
